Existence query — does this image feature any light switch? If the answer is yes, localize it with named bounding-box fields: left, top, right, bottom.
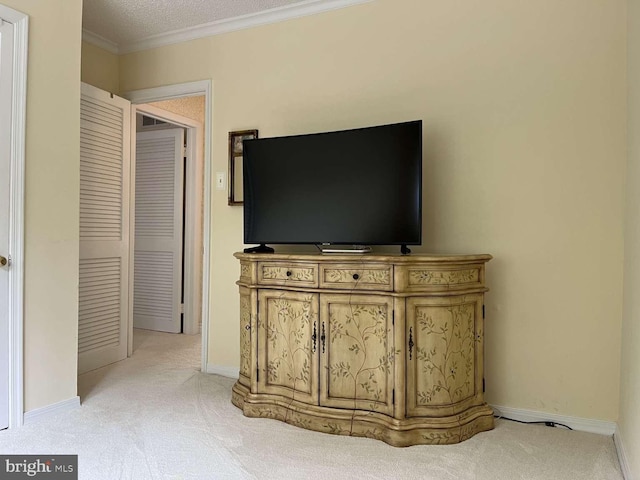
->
left=216, top=172, right=226, bottom=190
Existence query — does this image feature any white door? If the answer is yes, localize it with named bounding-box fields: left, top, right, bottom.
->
left=133, top=129, right=184, bottom=333
left=0, top=18, right=14, bottom=430
left=78, top=83, right=131, bottom=374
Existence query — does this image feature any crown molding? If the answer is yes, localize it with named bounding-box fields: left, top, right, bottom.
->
left=82, top=28, right=119, bottom=54
left=83, top=0, right=373, bottom=55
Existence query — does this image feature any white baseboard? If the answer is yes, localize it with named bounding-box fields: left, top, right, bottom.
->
left=614, top=424, right=634, bottom=480
left=23, top=396, right=80, bottom=425
left=206, top=364, right=240, bottom=379
left=491, top=404, right=616, bottom=436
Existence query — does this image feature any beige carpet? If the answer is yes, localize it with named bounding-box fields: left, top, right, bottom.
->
left=0, top=329, right=623, bottom=480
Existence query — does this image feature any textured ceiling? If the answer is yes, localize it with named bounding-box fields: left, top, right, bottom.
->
left=83, top=0, right=301, bottom=45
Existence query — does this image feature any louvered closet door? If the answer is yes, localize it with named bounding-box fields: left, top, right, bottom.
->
left=79, top=83, right=131, bottom=374
left=133, top=129, right=184, bottom=333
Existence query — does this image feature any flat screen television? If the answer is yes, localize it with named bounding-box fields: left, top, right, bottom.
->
left=243, top=120, right=422, bottom=253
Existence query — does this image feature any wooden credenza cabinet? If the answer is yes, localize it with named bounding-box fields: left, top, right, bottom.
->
left=231, top=252, right=494, bottom=446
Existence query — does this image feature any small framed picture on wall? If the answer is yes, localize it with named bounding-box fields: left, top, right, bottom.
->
left=228, top=129, right=258, bottom=205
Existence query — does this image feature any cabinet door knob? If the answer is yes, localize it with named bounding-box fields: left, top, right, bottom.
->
left=352, top=273, right=359, bottom=280
left=286, top=270, right=292, bottom=277
left=0, top=256, right=7, bottom=267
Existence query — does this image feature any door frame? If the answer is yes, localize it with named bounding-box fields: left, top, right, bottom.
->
left=133, top=106, right=201, bottom=335
left=123, top=81, right=211, bottom=372
left=0, top=4, right=28, bottom=428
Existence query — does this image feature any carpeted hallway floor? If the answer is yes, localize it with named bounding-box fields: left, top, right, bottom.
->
left=0, top=329, right=624, bottom=479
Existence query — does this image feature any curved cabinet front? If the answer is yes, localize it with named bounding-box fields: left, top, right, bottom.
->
left=257, top=289, right=318, bottom=404
left=231, top=252, right=494, bottom=446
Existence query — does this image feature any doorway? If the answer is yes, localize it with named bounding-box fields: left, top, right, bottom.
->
left=79, top=84, right=208, bottom=373
left=129, top=96, right=205, bottom=366
left=78, top=83, right=210, bottom=377
left=132, top=102, right=203, bottom=338
left=123, top=82, right=212, bottom=372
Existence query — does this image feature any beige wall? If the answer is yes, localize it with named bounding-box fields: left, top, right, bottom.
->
left=620, top=0, right=640, bottom=476
left=119, top=0, right=626, bottom=421
left=81, top=41, right=119, bottom=93
left=4, top=0, right=82, bottom=411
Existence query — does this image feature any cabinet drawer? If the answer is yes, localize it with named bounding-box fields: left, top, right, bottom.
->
left=319, top=263, right=393, bottom=291
left=395, top=264, right=484, bottom=292
left=257, top=262, right=318, bottom=287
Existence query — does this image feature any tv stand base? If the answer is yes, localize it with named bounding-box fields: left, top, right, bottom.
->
left=243, top=244, right=274, bottom=254
left=319, top=244, right=372, bottom=254
left=233, top=252, right=494, bottom=446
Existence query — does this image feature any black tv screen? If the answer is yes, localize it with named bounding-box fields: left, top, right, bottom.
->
left=243, top=120, right=422, bottom=247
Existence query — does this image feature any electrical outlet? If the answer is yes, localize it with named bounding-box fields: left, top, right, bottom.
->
left=216, top=172, right=226, bottom=190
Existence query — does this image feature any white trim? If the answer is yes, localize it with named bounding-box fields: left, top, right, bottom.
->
left=0, top=4, right=28, bottom=429
left=136, top=103, right=202, bottom=129
left=122, top=81, right=212, bottom=374
left=123, top=81, right=209, bottom=103
left=491, top=404, right=617, bottom=436
left=133, top=103, right=204, bottom=336
left=614, top=424, right=633, bottom=480
left=127, top=106, right=136, bottom=357
left=81, top=28, right=118, bottom=54
left=0, top=3, right=27, bottom=24
left=83, top=0, right=373, bottom=55
left=23, top=397, right=80, bottom=425
left=206, top=364, right=239, bottom=379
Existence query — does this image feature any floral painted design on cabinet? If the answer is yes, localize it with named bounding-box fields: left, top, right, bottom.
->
left=413, top=302, right=476, bottom=406
left=234, top=252, right=494, bottom=446
left=239, top=292, right=251, bottom=379
left=322, top=295, right=395, bottom=415
left=409, top=269, right=479, bottom=286
left=240, top=262, right=252, bottom=281
left=325, top=268, right=390, bottom=285
left=262, top=266, right=315, bottom=282
left=261, top=292, right=317, bottom=397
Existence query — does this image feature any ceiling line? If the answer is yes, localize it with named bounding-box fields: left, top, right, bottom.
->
left=83, top=0, right=374, bottom=55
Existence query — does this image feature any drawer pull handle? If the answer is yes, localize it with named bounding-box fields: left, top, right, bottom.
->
left=352, top=273, right=359, bottom=281
left=286, top=270, right=292, bottom=277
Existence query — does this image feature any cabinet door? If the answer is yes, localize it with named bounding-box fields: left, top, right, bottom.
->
left=238, top=286, right=254, bottom=389
left=257, top=290, right=319, bottom=404
left=406, top=294, right=484, bottom=417
left=319, top=294, right=395, bottom=416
